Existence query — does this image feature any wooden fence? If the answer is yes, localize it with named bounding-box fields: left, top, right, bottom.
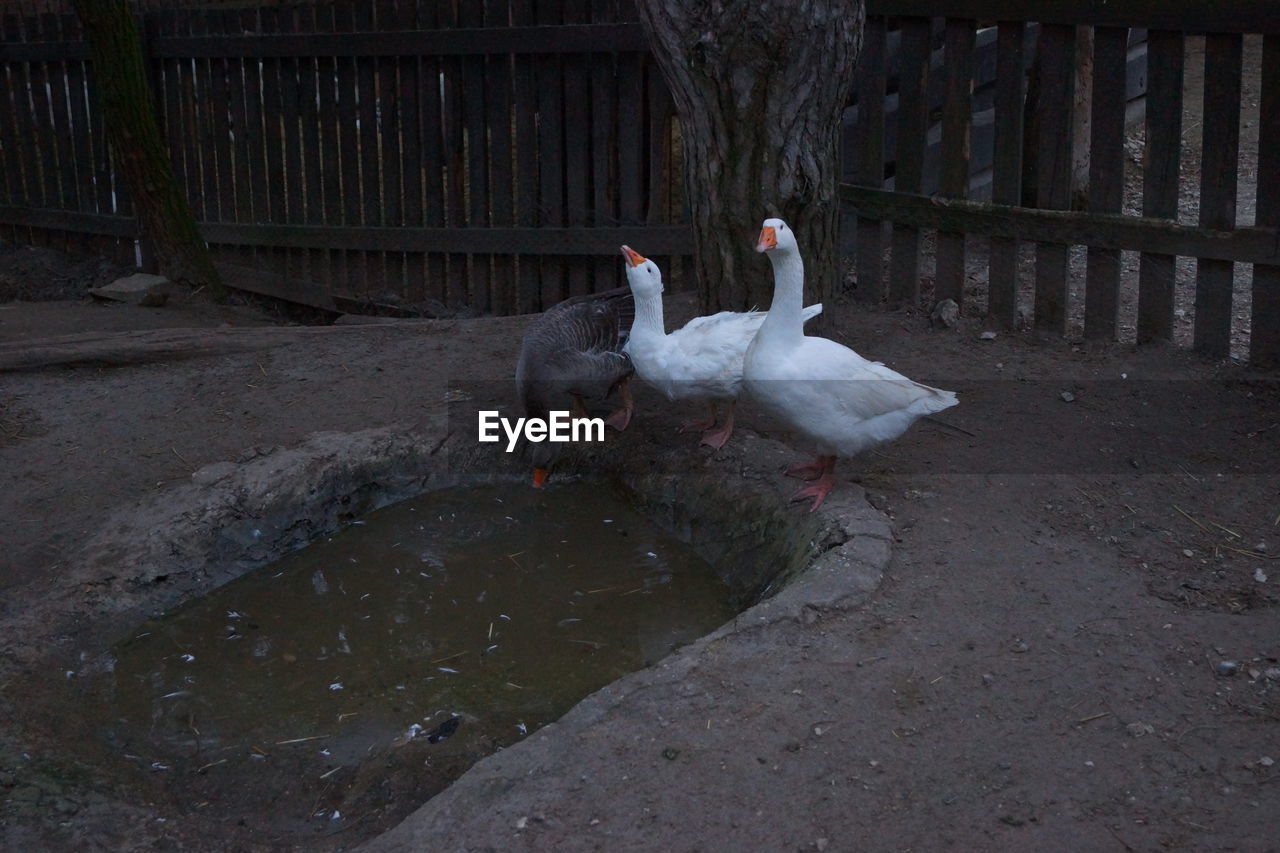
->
left=1, top=1, right=1277, bottom=363
left=0, top=0, right=688, bottom=314
left=846, top=1, right=1280, bottom=364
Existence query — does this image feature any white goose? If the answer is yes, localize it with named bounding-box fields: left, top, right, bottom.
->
left=743, top=218, right=958, bottom=511
left=621, top=245, right=821, bottom=450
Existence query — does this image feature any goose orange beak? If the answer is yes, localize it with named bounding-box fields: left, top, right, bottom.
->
left=532, top=467, right=548, bottom=489
left=756, top=225, right=777, bottom=252
left=621, top=245, right=647, bottom=267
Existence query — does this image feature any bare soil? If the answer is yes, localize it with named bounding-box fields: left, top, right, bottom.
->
left=0, top=235, right=1276, bottom=851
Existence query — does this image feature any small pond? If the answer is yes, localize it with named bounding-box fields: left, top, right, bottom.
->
left=97, top=481, right=736, bottom=839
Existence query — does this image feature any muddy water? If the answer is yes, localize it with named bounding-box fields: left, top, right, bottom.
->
left=101, top=482, right=734, bottom=840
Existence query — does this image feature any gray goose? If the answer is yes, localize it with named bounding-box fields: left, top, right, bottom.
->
left=514, top=286, right=635, bottom=487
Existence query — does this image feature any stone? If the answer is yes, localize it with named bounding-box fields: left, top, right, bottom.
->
left=89, top=273, right=172, bottom=307
left=930, top=298, right=960, bottom=329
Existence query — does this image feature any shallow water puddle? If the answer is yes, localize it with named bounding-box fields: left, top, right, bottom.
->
left=102, top=482, right=734, bottom=835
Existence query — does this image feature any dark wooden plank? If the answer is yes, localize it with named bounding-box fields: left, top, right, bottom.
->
left=1032, top=23, right=1075, bottom=334
left=398, top=0, right=425, bottom=302
left=0, top=204, right=136, bottom=236
left=853, top=15, right=887, bottom=304
left=535, top=0, right=566, bottom=307
left=23, top=10, right=53, bottom=219
left=143, top=24, right=651, bottom=59
left=888, top=16, right=931, bottom=307
left=239, top=6, right=268, bottom=274
left=335, top=2, right=361, bottom=293
left=63, top=13, right=96, bottom=220
left=170, top=4, right=199, bottom=221
left=417, top=0, right=446, bottom=305
left=193, top=5, right=224, bottom=224
left=1193, top=33, right=1243, bottom=358
left=356, top=2, right=382, bottom=294
left=0, top=16, right=28, bottom=231
left=279, top=3, right=306, bottom=284
left=482, top=0, right=515, bottom=313
left=295, top=3, right=326, bottom=287
left=228, top=8, right=254, bottom=227
left=562, top=0, right=591, bottom=298
left=210, top=9, right=236, bottom=226
left=459, top=0, right=491, bottom=311
left=934, top=17, right=975, bottom=307
left=841, top=186, right=1280, bottom=266
left=1136, top=29, right=1183, bottom=344
left=1083, top=25, right=1128, bottom=340
left=589, top=0, right=618, bottom=296
left=438, top=0, right=468, bottom=308
left=511, top=0, right=540, bottom=311
left=1251, top=34, right=1280, bottom=367
left=987, top=21, right=1025, bottom=328
left=376, top=0, right=404, bottom=296
left=196, top=222, right=695, bottom=255
left=864, top=0, right=1279, bottom=34
left=44, top=13, right=78, bottom=214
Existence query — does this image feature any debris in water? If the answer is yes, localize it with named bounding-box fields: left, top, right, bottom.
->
left=1255, top=568, right=1268, bottom=583
left=437, top=667, right=459, bottom=674
left=328, top=682, right=344, bottom=691
left=311, top=570, right=329, bottom=595
left=425, top=715, right=460, bottom=743
left=180, top=654, right=195, bottom=663
left=516, top=722, right=527, bottom=735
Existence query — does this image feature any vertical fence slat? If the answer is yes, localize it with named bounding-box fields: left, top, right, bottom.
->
left=0, top=15, right=26, bottom=245
left=1032, top=23, right=1075, bottom=334
left=1251, top=34, right=1280, bottom=367
left=563, top=0, right=591, bottom=298
left=354, top=3, right=382, bottom=294
left=24, top=10, right=53, bottom=230
left=45, top=13, right=77, bottom=221
left=987, top=20, right=1025, bottom=328
left=589, top=0, right=618, bottom=295
left=458, top=0, right=491, bottom=311
left=438, top=0, right=468, bottom=307
left=334, top=3, right=360, bottom=293
left=511, top=0, right=539, bottom=311
left=853, top=15, right=887, bottom=303
left=1136, top=29, right=1184, bottom=344
left=64, top=13, right=95, bottom=230
left=376, top=0, right=404, bottom=299
left=280, top=5, right=306, bottom=282
left=295, top=3, right=325, bottom=286
left=211, top=10, right=235, bottom=228
left=227, top=8, right=252, bottom=231
left=1083, top=25, right=1128, bottom=340
left=1193, top=32, right=1243, bottom=358
left=399, top=0, right=425, bottom=303
left=535, top=0, right=566, bottom=307
left=934, top=17, right=974, bottom=307
left=889, top=16, right=931, bottom=307
left=416, top=0, right=446, bottom=305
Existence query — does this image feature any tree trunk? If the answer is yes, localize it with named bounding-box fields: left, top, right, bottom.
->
left=637, top=1, right=864, bottom=314
left=74, top=0, right=223, bottom=298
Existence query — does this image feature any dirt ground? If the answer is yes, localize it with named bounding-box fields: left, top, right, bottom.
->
left=0, top=231, right=1277, bottom=852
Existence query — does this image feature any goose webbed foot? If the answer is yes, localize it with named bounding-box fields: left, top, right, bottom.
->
left=697, top=402, right=735, bottom=451
left=787, top=456, right=837, bottom=512
left=785, top=456, right=830, bottom=481
left=604, top=377, right=634, bottom=431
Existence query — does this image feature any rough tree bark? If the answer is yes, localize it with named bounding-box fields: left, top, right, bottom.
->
left=74, top=0, right=224, bottom=298
left=637, top=1, right=864, bottom=314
